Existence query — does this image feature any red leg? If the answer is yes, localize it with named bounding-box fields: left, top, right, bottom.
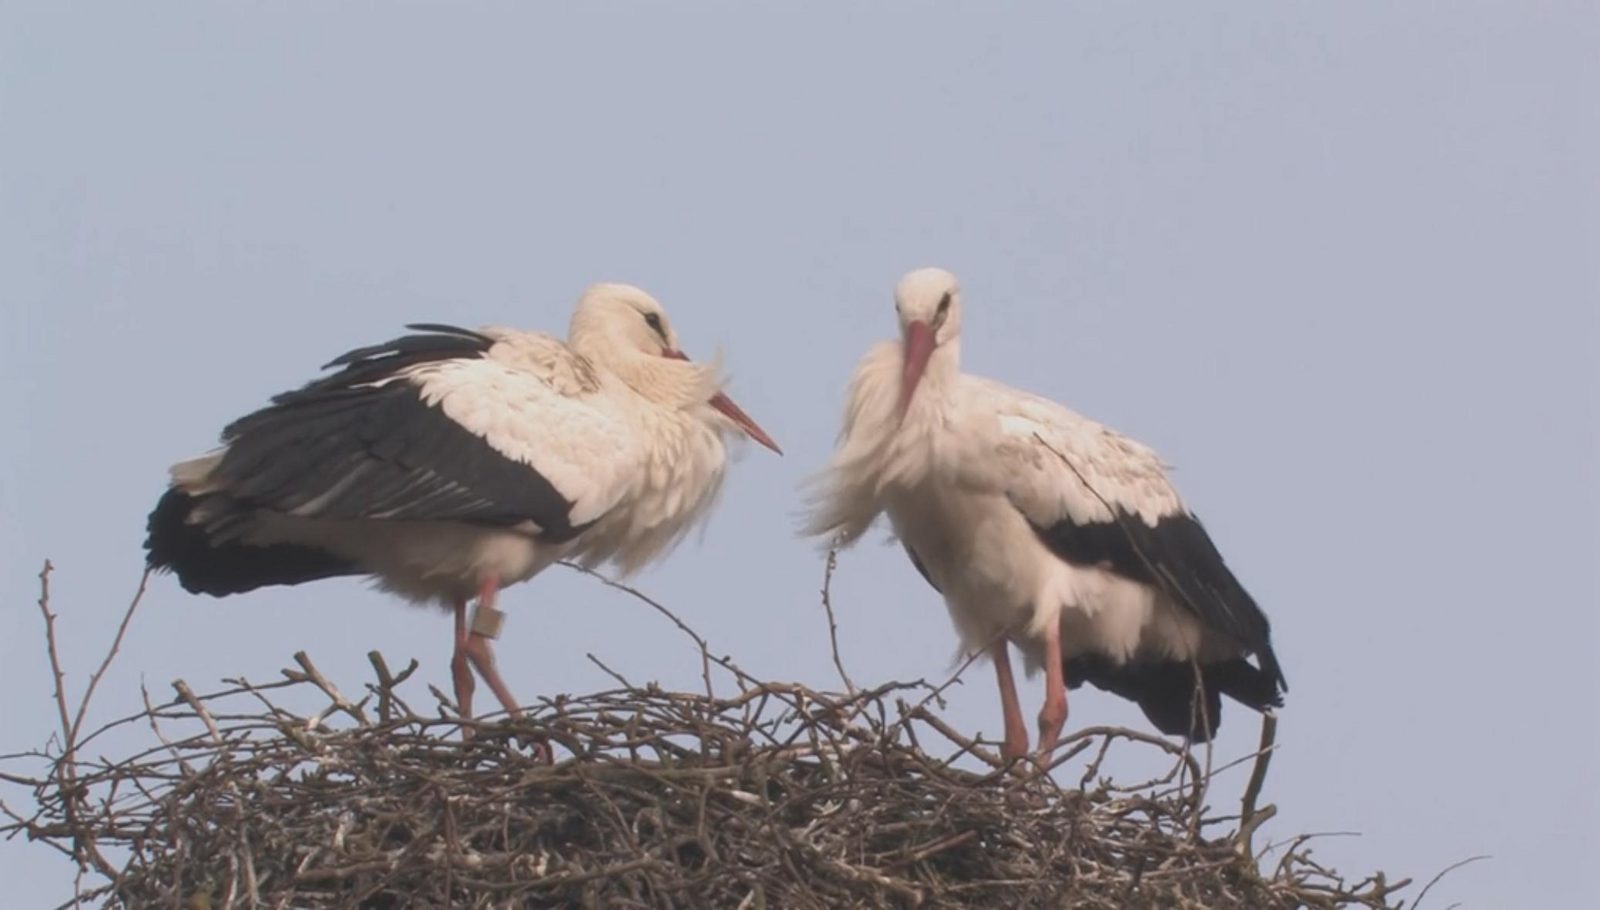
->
left=450, top=598, right=475, bottom=720
left=1036, top=620, right=1069, bottom=767
left=463, top=576, right=550, bottom=761
left=992, top=641, right=1030, bottom=762
left=464, top=575, right=522, bottom=719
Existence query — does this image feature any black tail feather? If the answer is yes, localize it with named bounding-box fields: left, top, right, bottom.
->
left=1066, top=655, right=1282, bottom=742
left=145, top=489, right=359, bottom=597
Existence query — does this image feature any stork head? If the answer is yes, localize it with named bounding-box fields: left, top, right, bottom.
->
left=570, top=283, right=781, bottom=454
left=893, top=267, right=962, bottom=413
left=572, top=282, right=686, bottom=357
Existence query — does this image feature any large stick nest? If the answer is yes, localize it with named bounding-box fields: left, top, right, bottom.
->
left=3, top=565, right=1420, bottom=909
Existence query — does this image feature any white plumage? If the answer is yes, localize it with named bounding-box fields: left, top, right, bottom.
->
left=149, top=282, right=780, bottom=725
left=806, top=268, right=1284, bottom=762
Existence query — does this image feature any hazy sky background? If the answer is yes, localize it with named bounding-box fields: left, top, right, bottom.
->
left=3, top=2, right=1595, bottom=906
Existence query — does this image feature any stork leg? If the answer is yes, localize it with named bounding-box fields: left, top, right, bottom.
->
left=991, top=641, right=1030, bottom=762
left=450, top=598, right=476, bottom=720
left=462, top=575, right=522, bottom=719
left=1036, top=620, right=1069, bottom=768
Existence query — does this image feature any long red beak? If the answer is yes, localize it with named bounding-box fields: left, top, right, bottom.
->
left=900, top=320, right=937, bottom=414
left=709, top=391, right=783, bottom=455
left=664, top=349, right=783, bottom=455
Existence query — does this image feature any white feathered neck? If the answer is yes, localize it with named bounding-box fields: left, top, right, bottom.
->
left=803, top=336, right=963, bottom=546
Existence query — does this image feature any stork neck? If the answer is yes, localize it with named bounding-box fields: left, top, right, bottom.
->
left=906, top=338, right=961, bottom=407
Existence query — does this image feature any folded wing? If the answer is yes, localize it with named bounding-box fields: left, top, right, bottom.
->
left=973, top=379, right=1285, bottom=694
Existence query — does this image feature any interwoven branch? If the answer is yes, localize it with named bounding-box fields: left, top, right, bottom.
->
left=2, top=563, right=1425, bottom=909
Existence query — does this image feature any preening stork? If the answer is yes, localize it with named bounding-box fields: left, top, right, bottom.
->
left=805, top=268, right=1285, bottom=762
left=147, top=283, right=781, bottom=724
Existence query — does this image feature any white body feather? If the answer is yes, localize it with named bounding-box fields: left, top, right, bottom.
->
left=807, top=338, right=1241, bottom=676
left=169, top=289, right=754, bottom=607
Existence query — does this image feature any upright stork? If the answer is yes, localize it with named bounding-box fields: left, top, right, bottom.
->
left=147, top=282, right=781, bottom=722
left=805, top=268, right=1284, bottom=762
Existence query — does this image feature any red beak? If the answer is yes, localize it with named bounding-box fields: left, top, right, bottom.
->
left=663, top=349, right=783, bottom=455
left=900, top=320, right=937, bottom=414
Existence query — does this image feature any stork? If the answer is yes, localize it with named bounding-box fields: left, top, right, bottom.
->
left=804, top=268, right=1285, bottom=763
left=147, top=282, right=781, bottom=725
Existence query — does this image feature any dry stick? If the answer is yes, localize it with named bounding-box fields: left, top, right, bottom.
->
left=1035, top=737, right=1098, bottom=779
left=892, top=828, right=979, bottom=868
left=886, top=628, right=1012, bottom=780
left=560, top=560, right=745, bottom=700
left=1234, top=712, right=1279, bottom=857
left=1067, top=725, right=1201, bottom=787
left=906, top=630, right=1003, bottom=719
left=908, top=707, right=1003, bottom=770
left=35, top=561, right=87, bottom=881
left=366, top=651, right=416, bottom=722
left=172, top=680, right=223, bottom=745
left=288, top=651, right=370, bottom=726
left=0, top=796, right=87, bottom=868
left=36, top=562, right=74, bottom=762
left=68, top=570, right=150, bottom=748
left=818, top=544, right=857, bottom=696
left=1412, top=854, right=1490, bottom=910
left=139, top=682, right=192, bottom=775
left=587, top=653, right=637, bottom=690
left=1153, top=734, right=1277, bottom=805
left=32, top=561, right=121, bottom=885
left=1181, top=658, right=1215, bottom=841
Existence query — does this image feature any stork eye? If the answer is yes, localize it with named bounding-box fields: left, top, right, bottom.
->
left=643, top=312, right=667, bottom=339
left=936, top=292, right=952, bottom=318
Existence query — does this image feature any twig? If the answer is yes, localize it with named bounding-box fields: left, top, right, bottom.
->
left=560, top=561, right=735, bottom=699
left=36, top=561, right=74, bottom=762
left=587, top=653, right=636, bottom=690
left=819, top=545, right=856, bottom=696
left=32, top=559, right=119, bottom=881
left=139, top=682, right=191, bottom=774
left=288, top=651, right=370, bottom=726
left=900, top=629, right=1005, bottom=724
left=172, top=680, right=222, bottom=745
left=1413, top=854, right=1489, bottom=909
left=1236, top=712, right=1279, bottom=856
left=1234, top=805, right=1277, bottom=859
left=68, top=570, right=150, bottom=747
left=366, top=651, right=418, bottom=722
left=908, top=705, right=1003, bottom=770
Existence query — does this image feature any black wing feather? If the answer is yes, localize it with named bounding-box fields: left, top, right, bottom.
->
left=896, top=508, right=1285, bottom=741
left=1065, top=654, right=1283, bottom=742
left=211, top=326, right=588, bottom=541
left=284, top=324, right=497, bottom=400
left=1031, top=509, right=1286, bottom=694
left=146, top=488, right=360, bottom=596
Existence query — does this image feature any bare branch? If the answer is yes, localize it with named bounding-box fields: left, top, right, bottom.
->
left=1413, top=854, right=1490, bottom=909
left=1236, top=712, right=1279, bottom=856
left=287, top=651, right=370, bottom=726
left=68, top=570, right=150, bottom=746
left=560, top=560, right=746, bottom=699
left=35, top=561, right=74, bottom=760
left=818, top=545, right=856, bottom=696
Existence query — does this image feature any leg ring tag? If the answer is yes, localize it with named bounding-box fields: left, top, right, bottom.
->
left=470, top=604, right=506, bottom=640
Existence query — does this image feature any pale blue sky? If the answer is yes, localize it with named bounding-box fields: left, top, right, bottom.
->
left=3, top=2, right=1596, bottom=906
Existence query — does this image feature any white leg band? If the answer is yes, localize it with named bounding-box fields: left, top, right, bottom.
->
left=470, top=604, right=506, bottom=639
